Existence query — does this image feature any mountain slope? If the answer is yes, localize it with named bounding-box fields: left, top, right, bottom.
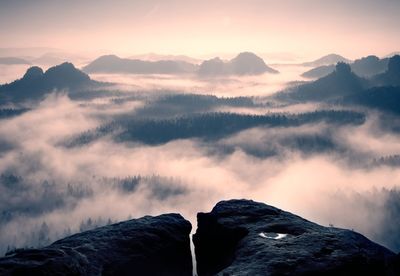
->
left=302, top=55, right=389, bottom=79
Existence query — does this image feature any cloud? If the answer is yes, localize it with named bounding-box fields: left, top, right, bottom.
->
left=0, top=82, right=400, bottom=255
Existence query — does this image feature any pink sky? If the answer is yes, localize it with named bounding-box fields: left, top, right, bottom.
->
left=0, top=0, right=399, bottom=60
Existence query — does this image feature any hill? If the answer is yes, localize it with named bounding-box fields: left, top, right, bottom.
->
left=82, top=55, right=198, bottom=74
left=302, top=54, right=351, bottom=67
left=287, top=63, right=367, bottom=102
left=198, top=52, right=278, bottom=76
left=302, top=55, right=389, bottom=79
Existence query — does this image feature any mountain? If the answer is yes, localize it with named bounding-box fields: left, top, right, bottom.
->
left=351, top=55, right=389, bottom=77
left=198, top=52, right=279, bottom=76
left=372, top=55, right=400, bottom=86
left=287, top=63, right=367, bottom=102
left=82, top=55, right=198, bottom=74
left=0, top=57, right=31, bottom=65
left=302, top=55, right=389, bottom=79
left=302, top=54, right=351, bottom=67
left=0, top=62, right=97, bottom=103
left=385, top=52, right=400, bottom=58
left=1, top=199, right=398, bottom=275
left=198, top=57, right=226, bottom=75
left=340, top=56, right=400, bottom=114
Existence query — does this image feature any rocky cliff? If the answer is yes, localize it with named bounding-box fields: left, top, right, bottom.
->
left=193, top=199, right=399, bottom=275
left=0, top=214, right=193, bottom=276
left=1, top=200, right=399, bottom=275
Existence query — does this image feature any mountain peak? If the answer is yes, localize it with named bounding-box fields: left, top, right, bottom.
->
left=235, top=51, right=262, bottom=59
left=23, top=66, right=44, bottom=79
left=230, top=52, right=278, bottom=75
left=198, top=52, right=278, bottom=76
left=303, top=54, right=351, bottom=67
left=44, top=62, right=90, bottom=84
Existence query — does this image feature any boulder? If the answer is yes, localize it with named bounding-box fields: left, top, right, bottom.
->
left=193, top=199, right=398, bottom=275
left=0, top=214, right=193, bottom=276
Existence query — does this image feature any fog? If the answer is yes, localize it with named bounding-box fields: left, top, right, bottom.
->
left=88, top=64, right=306, bottom=97
left=0, top=66, right=399, bottom=256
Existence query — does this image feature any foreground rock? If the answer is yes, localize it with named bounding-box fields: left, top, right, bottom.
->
left=0, top=214, right=192, bottom=276
left=193, top=199, right=399, bottom=275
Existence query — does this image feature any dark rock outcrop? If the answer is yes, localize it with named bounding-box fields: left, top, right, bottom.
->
left=193, top=199, right=398, bottom=276
left=1, top=200, right=398, bottom=275
left=0, top=214, right=193, bottom=276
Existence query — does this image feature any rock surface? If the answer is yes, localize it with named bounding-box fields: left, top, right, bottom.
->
left=0, top=213, right=193, bottom=276
left=1, top=200, right=399, bottom=275
left=193, top=199, right=399, bottom=276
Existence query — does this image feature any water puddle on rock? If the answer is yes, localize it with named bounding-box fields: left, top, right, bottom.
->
left=259, top=232, right=288, bottom=240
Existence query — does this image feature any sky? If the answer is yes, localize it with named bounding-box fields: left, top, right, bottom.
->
left=0, top=0, right=399, bottom=60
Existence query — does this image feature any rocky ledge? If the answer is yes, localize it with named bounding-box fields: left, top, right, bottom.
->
left=0, top=199, right=399, bottom=275
left=193, top=199, right=400, bottom=276
left=0, top=214, right=192, bottom=276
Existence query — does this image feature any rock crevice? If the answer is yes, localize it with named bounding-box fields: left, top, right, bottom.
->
left=1, top=199, right=399, bottom=275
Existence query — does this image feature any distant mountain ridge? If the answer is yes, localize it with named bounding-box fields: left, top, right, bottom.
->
left=302, top=55, right=390, bottom=79
left=288, top=63, right=367, bottom=101
left=198, top=52, right=279, bottom=76
left=82, top=55, right=198, bottom=74
left=302, top=54, right=351, bottom=67
left=281, top=55, right=400, bottom=115
left=83, top=52, right=279, bottom=76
